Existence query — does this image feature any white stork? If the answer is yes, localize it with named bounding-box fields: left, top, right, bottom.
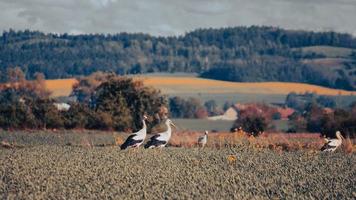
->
left=321, top=131, right=344, bottom=152
left=198, top=130, right=208, bottom=147
left=144, top=119, right=176, bottom=149
left=120, top=115, right=148, bottom=150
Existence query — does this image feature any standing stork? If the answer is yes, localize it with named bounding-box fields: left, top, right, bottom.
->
left=321, top=131, right=344, bottom=152
left=198, top=130, right=208, bottom=147
left=144, top=119, right=176, bottom=149
left=120, top=115, right=148, bottom=150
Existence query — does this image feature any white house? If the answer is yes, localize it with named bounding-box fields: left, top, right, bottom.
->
left=53, top=103, right=71, bottom=111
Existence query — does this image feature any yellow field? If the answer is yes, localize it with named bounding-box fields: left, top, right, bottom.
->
left=45, top=79, right=78, bottom=97
left=45, top=76, right=356, bottom=97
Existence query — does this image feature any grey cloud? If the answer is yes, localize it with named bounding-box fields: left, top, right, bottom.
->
left=0, top=0, right=355, bottom=36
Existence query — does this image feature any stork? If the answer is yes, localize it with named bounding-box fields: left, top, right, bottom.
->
left=144, top=119, right=176, bottom=149
left=321, top=131, right=344, bottom=152
left=120, top=115, right=148, bottom=150
left=198, top=130, right=208, bottom=147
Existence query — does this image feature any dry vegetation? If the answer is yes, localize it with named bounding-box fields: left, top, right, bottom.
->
left=0, top=131, right=355, bottom=199
left=44, top=77, right=356, bottom=97
left=170, top=131, right=355, bottom=153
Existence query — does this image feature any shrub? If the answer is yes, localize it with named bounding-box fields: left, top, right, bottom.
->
left=204, top=100, right=223, bottom=116
left=0, top=87, right=50, bottom=129
left=71, top=72, right=114, bottom=103
left=85, top=111, right=114, bottom=130
left=195, top=108, right=208, bottom=119
left=0, top=68, right=55, bottom=129
left=169, top=96, right=205, bottom=118
left=319, top=109, right=356, bottom=138
left=63, top=103, right=91, bottom=129
left=232, top=116, right=267, bottom=136
left=32, top=99, right=64, bottom=129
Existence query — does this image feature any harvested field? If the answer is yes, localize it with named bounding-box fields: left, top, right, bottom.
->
left=44, top=77, right=356, bottom=97
left=0, top=131, right=355, bottom=199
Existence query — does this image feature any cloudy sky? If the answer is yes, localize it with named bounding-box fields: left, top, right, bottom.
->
left=1, top=0, right=356, bottom=36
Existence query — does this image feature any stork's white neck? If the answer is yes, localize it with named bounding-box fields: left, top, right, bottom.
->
left=135, top=119, right=146, bottom=136
left=165, top=121, right=172, bottom=137
left=142, top=119, right=146, bottom=129
left=336, top=133, right=342, bottom=140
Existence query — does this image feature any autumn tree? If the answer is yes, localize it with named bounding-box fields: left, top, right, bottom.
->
left=0, top=68, right=54, bottom=129
left=232, top=105, right=268, bottom=136
left=204, top=100, right=223, bottom=116
left=71, top=71, right=115, bottom=103
left=232, top=115, right=267, bottom=136
left=319, top=109, right=356, bottom=138
left=89, top=75, right=167, bottom=131
left=169, top=96, right=206, bottom=118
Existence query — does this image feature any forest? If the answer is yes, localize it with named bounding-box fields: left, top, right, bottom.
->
left=0, top=26, right=355, bottom=90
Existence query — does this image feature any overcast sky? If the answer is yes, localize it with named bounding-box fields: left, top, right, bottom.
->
left=1, top=0, right=356, bottom=36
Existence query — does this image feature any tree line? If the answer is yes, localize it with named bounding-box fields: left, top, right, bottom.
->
left=0, top=69, right=355, bottom=137
left=0, top=69, right=227, bottom=131
left=1, top=26, right=355, bottom=90
left=0, top=70, right=167, bottom=132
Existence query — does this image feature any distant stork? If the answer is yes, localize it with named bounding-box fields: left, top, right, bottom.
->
left=198, top=130, right=208, bottom=147
left=321, top=131, right=344, bottom=152
left=144, top=119, right=176, bottom=149
left=120, top=115, right=148, bottom=150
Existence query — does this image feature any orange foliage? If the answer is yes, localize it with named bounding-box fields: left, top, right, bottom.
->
left=0, top=71, right=52, bottom=98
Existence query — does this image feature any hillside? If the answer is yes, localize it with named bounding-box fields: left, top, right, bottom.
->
left=1, top=27, right=356, bottom=90
left=46, top=76, right=356, bottom=97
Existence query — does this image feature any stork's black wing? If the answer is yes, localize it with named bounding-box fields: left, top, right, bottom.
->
left=144, top=135, right=166, bottom=148
left=320, top=141, right=337, bottom=151
left=120, top=134, right=143, bottom=150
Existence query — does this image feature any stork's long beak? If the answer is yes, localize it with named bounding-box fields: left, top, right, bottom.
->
left=170, top=122, right=177, bottom=128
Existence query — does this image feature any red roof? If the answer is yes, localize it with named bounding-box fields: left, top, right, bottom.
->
left=277, top=107, right=295, bottom=119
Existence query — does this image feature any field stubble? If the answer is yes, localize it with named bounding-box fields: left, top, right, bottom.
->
left=1, top=146, right=355, bottom=199
left=0, top=131, right=355, bottom=199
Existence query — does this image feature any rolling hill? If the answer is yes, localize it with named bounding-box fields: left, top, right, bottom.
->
left=1, top=27, right=356, bottom=90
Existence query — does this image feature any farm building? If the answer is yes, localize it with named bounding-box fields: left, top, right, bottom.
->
left=53, top=103, right=71, bottom=111
left=208, top=103, right=295, bottom=121
left=208, top=107, right=238, bottom=121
